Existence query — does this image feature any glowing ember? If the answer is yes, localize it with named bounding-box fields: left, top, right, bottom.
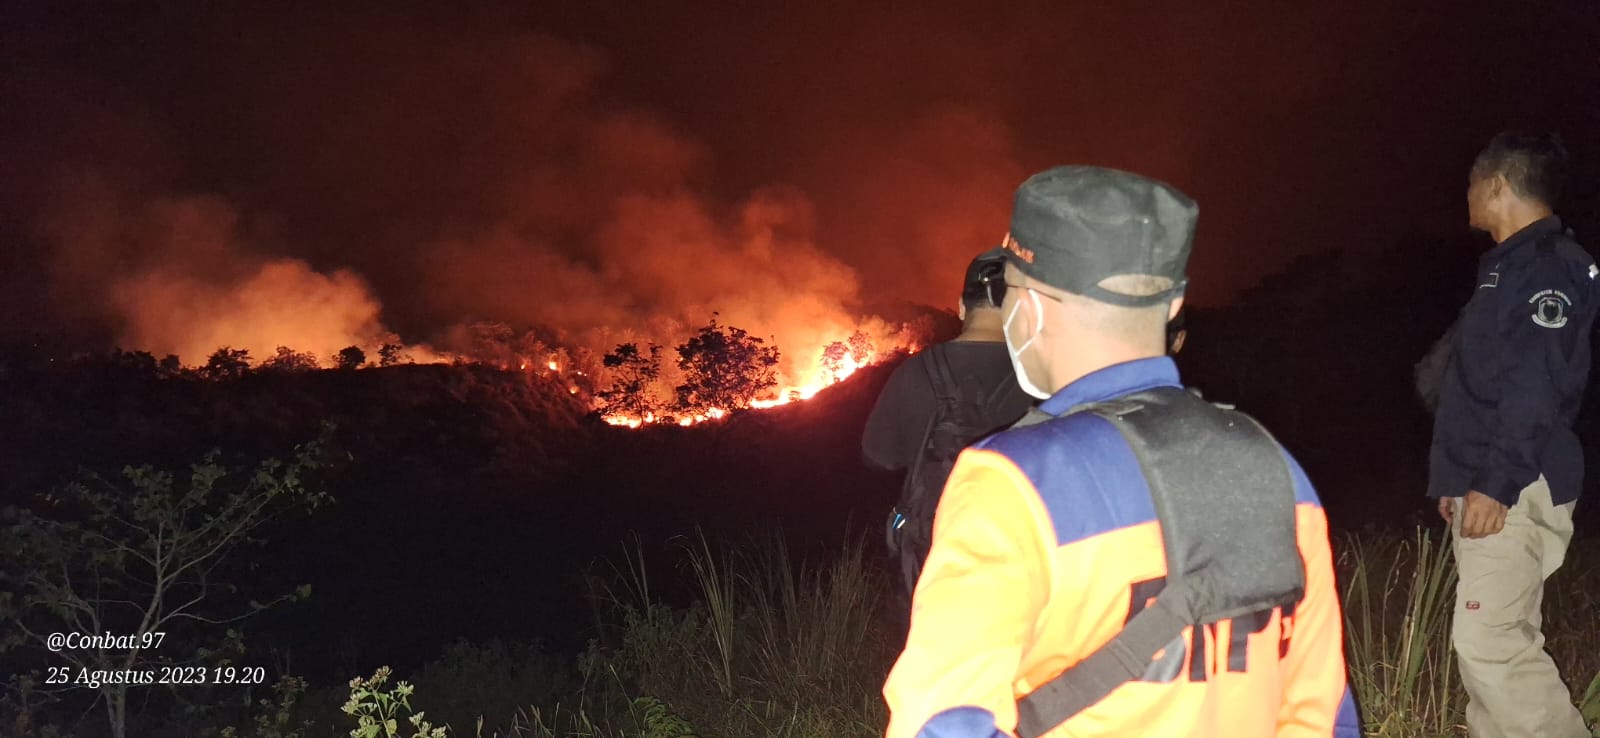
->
left=547, top=359, right=560, bottom=372
left=675, top=408, right=727, bottom=425
left=604, top=410, right=662, bottom=429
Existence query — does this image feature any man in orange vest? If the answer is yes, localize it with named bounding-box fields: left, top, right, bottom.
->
left=882, top=165, right=1359, bottom=738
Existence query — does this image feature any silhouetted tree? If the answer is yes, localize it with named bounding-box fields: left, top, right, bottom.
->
left=259, top=346, right=320, bottom=372
left=377, top=343, right=408, bottom=367
left=597, top=342, right=665, bottom=422
left=0, top=437, right=329, bottom=738
left=820, top=341, right=850, bottom=383
left=157, top=354, right=183, bottom=378
left=674, top=316, right=780, bottom=414
left=107, top=348, right=158, bottom=375
left=334, top=345, right=367, bottom=370
left=847, top=330, right=875, bottom=362
left=201, top=347, right=252, bottom=380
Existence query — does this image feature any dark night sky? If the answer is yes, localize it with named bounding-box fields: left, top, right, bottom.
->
left=2, top=0, right=1597, bottom=366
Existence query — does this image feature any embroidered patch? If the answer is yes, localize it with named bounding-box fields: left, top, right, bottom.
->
left=1529, top=289, right=1572, bottom=328
left=1465, top=601, right=1481, bottom=611
left=1001, top=232, right=1035, bottom=264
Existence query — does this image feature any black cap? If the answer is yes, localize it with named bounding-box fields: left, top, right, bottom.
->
left=959, top=247, right=1009, bottom=310
left=1000, top=165, right=1197, bottom=307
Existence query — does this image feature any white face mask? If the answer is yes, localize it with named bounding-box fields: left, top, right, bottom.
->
left=1003, top=288, right=1052, bottom=400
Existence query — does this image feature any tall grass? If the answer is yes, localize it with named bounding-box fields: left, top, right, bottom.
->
left=738, top=534, right=885, bottom=708
left=680, top=533, right=738, bottom=699
left=228, top=528, right=1600, bottom=738
left=637, top=529, right=894, bottom=737
left=1339, top=526, right=1600, bottom=737
left=1339, top=528, right=1464, bottom=737
left=530, top=527, right=894, bottom=737
left=1547, top=539, right=1600, bottom=706
left=19, top=527, right=1594, bottom=737
left=1586, top=673, right=1600, bottom=732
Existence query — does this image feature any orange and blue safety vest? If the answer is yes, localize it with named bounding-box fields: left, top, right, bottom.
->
left=883, top=356, right=1360, bottom=738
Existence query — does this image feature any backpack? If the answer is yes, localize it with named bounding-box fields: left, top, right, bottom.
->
left=1012, top=387, right=1305, bottom=737
left=887, top=343, right=1023, bottom=595
left=1413, top=318, right=1458, bottom=415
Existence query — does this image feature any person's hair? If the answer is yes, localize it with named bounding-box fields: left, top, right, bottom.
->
left=1472, top=131, right=1569, bottom=207
left=1053, top=275, right=1174, bottom=341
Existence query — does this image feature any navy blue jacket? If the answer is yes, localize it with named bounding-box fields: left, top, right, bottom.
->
left=1428, top=216, right=1599, bottom=507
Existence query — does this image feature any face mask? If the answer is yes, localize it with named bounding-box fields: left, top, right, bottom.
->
left=1003, top=289, right=1053, bottom=400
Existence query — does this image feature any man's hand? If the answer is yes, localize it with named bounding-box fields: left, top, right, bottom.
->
left=1458, top=490, right=1508, bottom=539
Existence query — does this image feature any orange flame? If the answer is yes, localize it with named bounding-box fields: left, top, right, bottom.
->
left=749, top=352, right=863, bottom=409
left=603, top=339, right=882, bottom=427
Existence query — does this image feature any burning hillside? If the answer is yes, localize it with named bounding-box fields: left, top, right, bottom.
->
left=6, top=13, right=1003, bottom=409
left=429, top=311, right=927, bottom=428
left=6, top=10, right=969, bottom=419
left=594, top=318, right=912, bottom=428
left=60, top=301, right=933, bottom=431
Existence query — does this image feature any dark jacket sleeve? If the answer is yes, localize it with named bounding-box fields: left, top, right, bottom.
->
left=862, top=358, right=931, bottom=471
left=1473, top=257, right=1583, bottom=506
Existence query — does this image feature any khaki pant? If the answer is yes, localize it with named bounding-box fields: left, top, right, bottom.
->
left=1450, top=478, right=1588, bottom=738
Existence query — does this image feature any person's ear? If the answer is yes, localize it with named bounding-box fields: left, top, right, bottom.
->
left=1489, top=173, right=1510, bottom=203
left=957, top=301, right=967, bottom=322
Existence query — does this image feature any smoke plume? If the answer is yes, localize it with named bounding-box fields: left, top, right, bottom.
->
left=10, top=0, right=1590, bottom=381
left=6, top=12, right=968, bottom=385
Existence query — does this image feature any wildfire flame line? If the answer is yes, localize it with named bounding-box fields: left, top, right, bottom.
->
left=600, top=344, right=876, bottom=428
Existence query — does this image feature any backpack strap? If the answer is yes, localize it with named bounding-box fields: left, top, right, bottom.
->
left=1009, top=406, right=1053, bottom=429
left=889, top=344, right=959, bottom=584
left=1017, top=578, right=1201, bottom=737
left=1014, top=387, right=1304, bottom=738
left=907, top=344, right=956, bottom=480
left=977, top=364, right=1025, bottom=416
left=895, top=345, right=956, bottom=517
left=925, top=342, right=960, bottom=405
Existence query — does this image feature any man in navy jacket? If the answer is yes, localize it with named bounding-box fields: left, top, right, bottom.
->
left=1428, top=131, right=1596, bottom=738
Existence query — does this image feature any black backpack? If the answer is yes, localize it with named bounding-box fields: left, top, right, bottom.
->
left=887, top=343, right=1023, bottom=595
left=1011, top=387, right=1305, bottom=737
left=1413, top=318, right=1458, bottom=415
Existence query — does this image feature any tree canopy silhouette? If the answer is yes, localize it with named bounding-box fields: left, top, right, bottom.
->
left=597, top=342, right=665, bottom=422
left=377, top=343, right=409, bottom=367
left=820, top=341, right=850, bottom=383
left=260, top=346, right=320, bottom=372
left=201, top=347, right=251, bottom=380
left=334, top=345, right=367, bottom=370
left=674, top=316, right=780, bottom=414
